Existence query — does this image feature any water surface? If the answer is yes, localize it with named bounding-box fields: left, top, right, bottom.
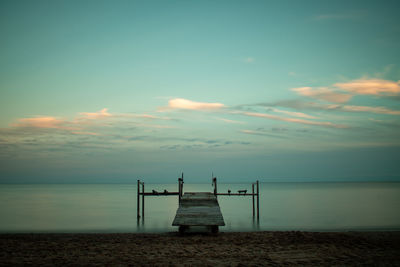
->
left=0, top=183, right=399, bottom=232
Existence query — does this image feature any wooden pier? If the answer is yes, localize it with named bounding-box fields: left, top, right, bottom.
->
left=137, top=173, right=260, bottom=233
left=172, top=192, right=225, bottom=233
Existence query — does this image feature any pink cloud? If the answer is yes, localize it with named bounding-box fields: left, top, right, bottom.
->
left=334, top=78, right=400, bottom=95
left=217, top=118, right=245, bottom=124
left=341, top=105, right=400, bottom=115
left=80, top=108, right=111, bottom=119
left=165, top=98, right=225, bottom=111
left=12, top=117, right=78, bottom=130
left=292, top=87, right=352, bottom=103
left=243, top=112, right=347, bottom=128
left=10, top=107, right=177, bottom=135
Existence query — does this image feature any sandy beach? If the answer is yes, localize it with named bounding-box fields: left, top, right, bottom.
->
left=1, top=231, right=399, bottom=266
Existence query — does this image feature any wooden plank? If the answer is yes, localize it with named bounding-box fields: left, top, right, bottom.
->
left=172, top=192, right=225, bottom=226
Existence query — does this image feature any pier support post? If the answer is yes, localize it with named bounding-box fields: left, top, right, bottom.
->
left=252, top=183, right=255, bottom=217
left=137, top=179, right=140, bottom=219
left=178, top=173, right=184, bottom=203
left=212, top=177, right=217, bottom=196
left=256, top=180, right=260, bottom=219
left=142, top=182, right=145, bottom=218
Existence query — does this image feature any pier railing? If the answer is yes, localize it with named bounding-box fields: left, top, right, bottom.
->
left=212, top=176, right=260, bottom=218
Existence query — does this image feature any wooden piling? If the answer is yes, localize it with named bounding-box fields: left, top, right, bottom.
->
left=181, top=173, right=184, bottom=200
left=252, top=183, right=255, bottom=217
left=142, top=182, right=145, bottom=218
left=213, top=177, right=217, bottom=196
left=256, top=180, right=259, bottom=218
left=178, top=173, right=184, bottom=203
left=178, top=179, right=181, bottom=203
left=137, top=179, right=140, bottom=219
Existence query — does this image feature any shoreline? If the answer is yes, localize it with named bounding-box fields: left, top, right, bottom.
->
left=1, top=231, right=400, bottom=266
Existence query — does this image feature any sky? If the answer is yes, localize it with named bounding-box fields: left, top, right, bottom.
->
left=1, top=0, right=400, bottom=183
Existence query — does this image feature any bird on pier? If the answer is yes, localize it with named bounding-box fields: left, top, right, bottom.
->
left=228, top=190, right=231, bottom=194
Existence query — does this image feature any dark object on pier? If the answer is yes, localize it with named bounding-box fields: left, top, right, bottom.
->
left=228, top=190, right=231, bottom=194
left=238, top=190, right=247, bottom=194
left=152, top=190, right=158, bottom=194
left=163, top=189, right=168, bottom=194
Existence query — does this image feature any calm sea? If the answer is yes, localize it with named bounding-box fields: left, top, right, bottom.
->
left=0, top=183, right=399, bottom=233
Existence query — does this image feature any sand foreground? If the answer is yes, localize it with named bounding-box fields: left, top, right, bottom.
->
left=1, top=231, right=399, bottom=266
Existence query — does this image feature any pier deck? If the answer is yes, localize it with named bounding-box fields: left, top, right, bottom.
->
left=172, top=192, right=225, bottom=232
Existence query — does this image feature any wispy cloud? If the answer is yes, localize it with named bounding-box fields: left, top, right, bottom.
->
left=216, top=118, right=245, bottom=124
left=271, top=100, right=400, bottom=115
left=10, top=108, right=176, bottom=138
left=287, top=77, right=400, bottom=117
left=159, top=137, right=251, bottom=150
left=292, top=78, right=400, bottom=106
left=128, top=114, right=173, bottom=120
left=341, top=105, right=400, bottom=115
left=240, top=129, right=286, bottom=138
left=135, top=123, right=176, bottom=129
left=271, top=108, right=317, bottom=119
left=292, top=87, right=352, bottom=103
left=12, top=109, right=114, bottom=132
left=71, top=131, right=101, bottom=136
left=1, top=108, right=180, bottom=157
left=160, top=98, right=225, bottom=111
left=242, top=112, right=347, bottom=128
left=334, top=78, right=400, bottom=96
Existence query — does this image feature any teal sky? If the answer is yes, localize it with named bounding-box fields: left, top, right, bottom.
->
left=1, top=0, right=400, bottom=183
